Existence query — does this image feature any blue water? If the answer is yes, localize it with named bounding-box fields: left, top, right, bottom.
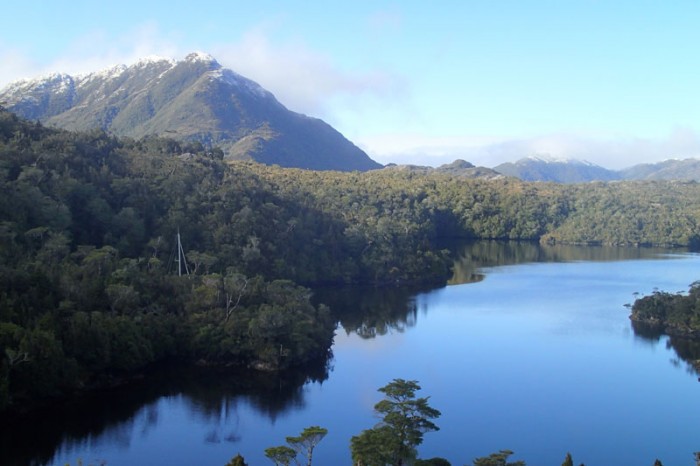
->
left=35, top=250, right=700, bottom=465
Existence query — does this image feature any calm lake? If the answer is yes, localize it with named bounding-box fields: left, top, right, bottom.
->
left=3, top=242, right=700, bottom=466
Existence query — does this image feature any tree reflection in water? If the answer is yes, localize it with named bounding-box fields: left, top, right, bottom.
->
left=0, top=359, right=330, bottom=466
left=631, top=320, right=700, bottom=376
left=447, top=239, right=677, bottom=285
left=0, top=240, right=691, bottom=466
left=319, top=240, right=680, bottom=342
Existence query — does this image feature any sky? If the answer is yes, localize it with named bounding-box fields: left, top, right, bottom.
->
left=1, top=1, right=699, bottom=169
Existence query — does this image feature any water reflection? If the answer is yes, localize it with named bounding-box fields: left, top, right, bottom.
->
left=2, top=241, right=695, bottom=466
left=315, top=285, right=430, bottom=339
left=448, top=240, right=679, bottom=285
left=0, top=360, right=329, bottom=466
left=455, top=241, right=700, bottom=377
left=632, top=320, right=700, bottom=375
left=320, top=241, right=684, bottom=341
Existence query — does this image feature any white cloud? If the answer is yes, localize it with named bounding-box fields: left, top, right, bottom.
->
left=211, top=27, right=404, bottom=119
left=361, top=129, right=700, bottom=169
left=4, top=20, right=698, bottom=173
left=0, top=22, right=404, bottom=132
left=358, top=134, right=501, bottom=167
left=0, top=45, right=42, bottom=86
left=0, top=23, right=183, bottom=88
left=48, top=23, right=183, bottom=75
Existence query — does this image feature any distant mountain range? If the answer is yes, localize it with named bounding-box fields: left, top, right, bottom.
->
left=494, top=155, right=700, bottom=183
left=494, top=156, right=617, bottom=183
left=3, top=55, right=700, bottom=180
left=618, top=158, right=700, bottom=181
left=0, top=52, right=381, bottom=172
left=385, top=156, right=700, bottom=183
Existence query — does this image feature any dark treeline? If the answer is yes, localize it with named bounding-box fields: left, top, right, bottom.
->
left=3, top=107, right=700, bottom=411
left=630, top=281, right=700, bottom=350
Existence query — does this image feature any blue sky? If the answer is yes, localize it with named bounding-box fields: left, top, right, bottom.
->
left=1, top=1, right=699, bottom=168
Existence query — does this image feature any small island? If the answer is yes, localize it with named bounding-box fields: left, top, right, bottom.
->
left=630, top=281, right=700, bottom=339
left=630, top=281, right=700, bottom=376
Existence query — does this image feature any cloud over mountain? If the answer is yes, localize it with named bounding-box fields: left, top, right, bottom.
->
left=0, top=52, right=381, bottom=171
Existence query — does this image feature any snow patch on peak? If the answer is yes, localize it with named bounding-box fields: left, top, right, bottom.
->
left=28, top=72, right=71, bottom=86
left=2, top=72, right=74, bottom=96
left=212, top=69, right=272, bottom=99
left=184, top=51, right=218, bottom=64
left=524, top=154, right=596, bottom=166
left=132, top=55, right=176, bottom=68
left=76, top=64, right=127, bottom=86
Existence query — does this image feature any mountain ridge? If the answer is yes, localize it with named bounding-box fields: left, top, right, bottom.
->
left=494, top=156, right=619, bottom=183
left=0, top=52, right=381, bottom=172
left=493, top=156, right=700, bottom=183
left=4, top=54, right=700, bottom=180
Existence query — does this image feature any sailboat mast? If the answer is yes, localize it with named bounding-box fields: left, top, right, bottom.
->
left=177, top=229, right=182, bottom=276
left=176, top=229, right=190, bottom=276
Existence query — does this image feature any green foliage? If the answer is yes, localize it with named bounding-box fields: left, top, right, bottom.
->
left=351, top=379, right=440, bottom=466
left=630, top=282, right=700, bottom=337
left=266, top=426, right=327, bottom=466
left=264, top=446, right=297, bottom=466
left=471, top=450, right=526, bottom=466
left=415, top=458, right=452, bottom=466
left=561, top=452, right=573, bottom=466
left=351, top=426, right=397, bottom=466
left=286, top=426, right=328, bottom=466
left=5, top=107, right=700, bottom=411
left=542, top=181, right=700, bottom=247
left=225, top=453, right=249, bottom=466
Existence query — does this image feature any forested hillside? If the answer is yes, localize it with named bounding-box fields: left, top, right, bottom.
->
left=2, top=108, right=700, bottom=411
left=0, top=53, right=381, bottom=172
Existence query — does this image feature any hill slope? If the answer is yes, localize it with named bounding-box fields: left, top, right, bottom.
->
left=0, top=52, right=381, bottom=172
left=619, top=158, right=700, bottom=181
left=382, top=159, right=504, bottom=180
left=494, top=156, right=620, bottom=183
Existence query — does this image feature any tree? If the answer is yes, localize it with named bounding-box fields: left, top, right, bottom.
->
left=562, top=452, right=573, bottom=466
left=472, top=450, right=525, bottom=466
left=266, top=426, right=327, bottom=466
left=286, top=426, right=328, bottom=466
left=415, top=458, right=451, bottom=466
left=264, top=446, right=297, bottom=466
left=351, top=379, right=441, bottom=466
left=225, top=453, right=248, bottom=466
left=351, top=426, right=396, bottom=466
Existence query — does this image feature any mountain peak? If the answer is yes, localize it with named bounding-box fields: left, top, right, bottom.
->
left=495, top=156, right=618, bottom=183
left=4, top=71, right=74, bottom=92
left=184, top=51, right=218, bottom=65
left=0, top=52, right=381, bottom=172
left=523, top=154, right=590, bottom=165
left=439, top=159, right=475, bottom=170
left=132, top=55, right=177, bottom=68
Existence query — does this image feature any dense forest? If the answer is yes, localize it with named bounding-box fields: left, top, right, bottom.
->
left=630, top=282, right=700, bottom=340
left=3, top=107, right=700, bottom=411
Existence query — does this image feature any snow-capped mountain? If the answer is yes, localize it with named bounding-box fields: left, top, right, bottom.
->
left=494, top=155, right=620, bottom=183
left=0, top=52, right=381, bottom=172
